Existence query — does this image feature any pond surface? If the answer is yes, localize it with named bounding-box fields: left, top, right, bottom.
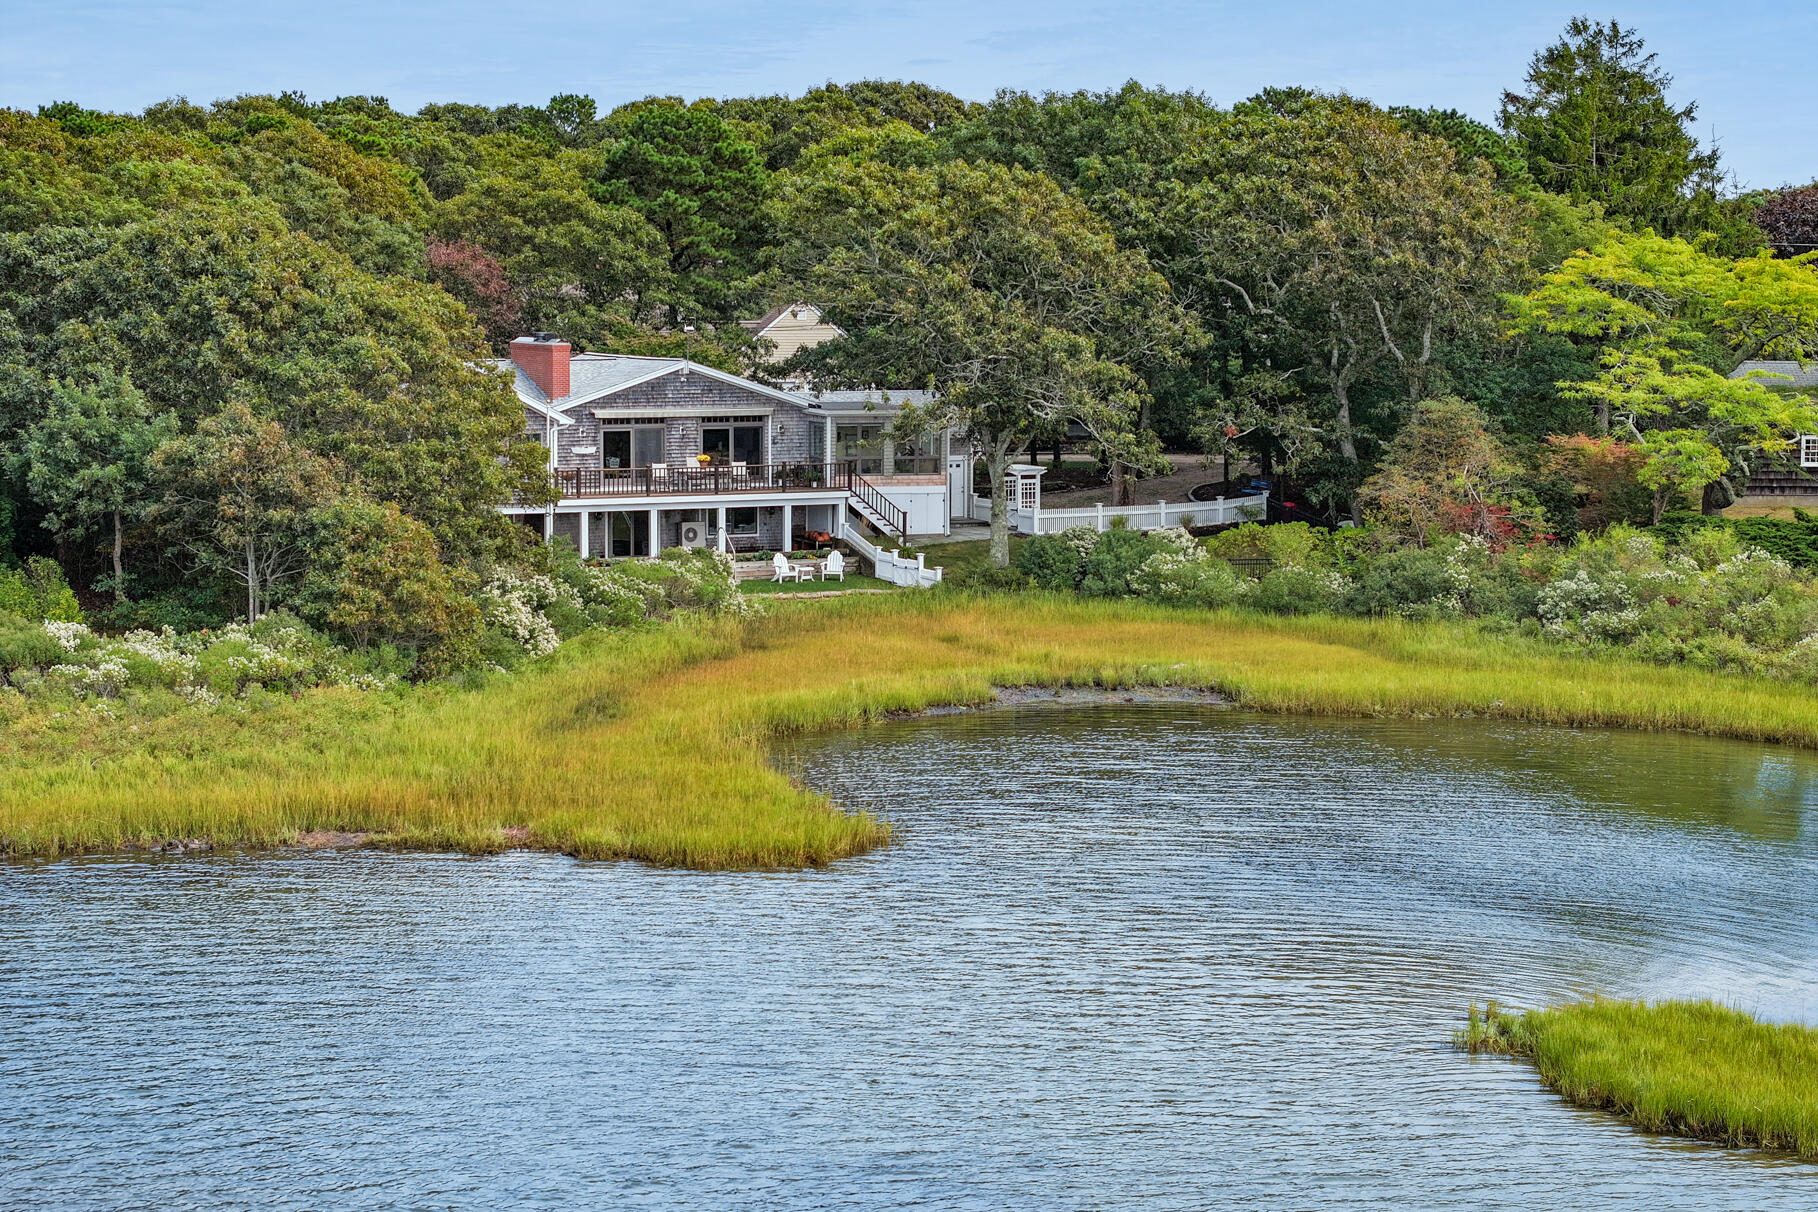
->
left=4, top=705, right=1818, bottom=1209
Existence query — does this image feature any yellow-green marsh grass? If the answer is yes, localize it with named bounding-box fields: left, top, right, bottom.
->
left=1462, top=999, right=1818, bottom=1160
left=12, top=593, right=1818, bottom=867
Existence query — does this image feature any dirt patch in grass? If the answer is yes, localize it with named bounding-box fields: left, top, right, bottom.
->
left=296, top=829, right=373, bottom=849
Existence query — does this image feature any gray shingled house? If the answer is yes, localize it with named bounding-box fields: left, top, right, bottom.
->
left=1731, top=361, right=1818, bottom=498
left=495, top=334, right=961, bottom=556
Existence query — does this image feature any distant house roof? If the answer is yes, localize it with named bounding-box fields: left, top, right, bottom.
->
left=739, top=303, right=794, bottom=334
left=739, top=301, right=842, bottom=336
left=795, top=387, right=936, bottom=410
left=1731, top=360, right=1818, bottom=388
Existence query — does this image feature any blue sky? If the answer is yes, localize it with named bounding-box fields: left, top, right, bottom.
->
left=3, top=0, right=1811, bottom=190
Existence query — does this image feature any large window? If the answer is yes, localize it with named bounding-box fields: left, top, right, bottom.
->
left=701, top=417, right=764, bottom=465
left=836, top=424, right=885, bottom=474
left=836, top=424, right=939, bottom=474
left=894, top=431, right=941, bottom=475
left=600, top=424, right=666, bottom=469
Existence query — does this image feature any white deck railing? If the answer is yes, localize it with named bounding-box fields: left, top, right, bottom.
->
left=968, top=492, right=1268, bottom=534
left=839, top=520, right=943, bottom=588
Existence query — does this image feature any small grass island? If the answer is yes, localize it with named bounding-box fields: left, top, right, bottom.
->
left=1461, top=999, right=1818, bottom=1161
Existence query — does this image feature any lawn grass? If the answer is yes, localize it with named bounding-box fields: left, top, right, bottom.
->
left=912, top=537, right=1021, bottom=586
left=1461, top=999, right=1818, bottom=1160
left=13, top=593, right=1818, bottom=868
left=739, top=573, right=892, bottom=594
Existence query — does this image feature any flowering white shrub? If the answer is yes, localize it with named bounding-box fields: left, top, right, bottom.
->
left=478, top=572, right=565, bottom=657
left=43, top=620, right=91, bottom=653
left=115, top=629, right=199, bottom=678
left=1057, top=526, right=1101, bottom=562
left=1538, top=570, right=1642, bottom=643
left=1130, top=551, right=1242, bottom=607
left=1444, top=535, right=1492, bottom=595
left=0, top=610, right=383, bottom=703
left=1147, top=527, right=1205, bottom=559
left=46, top=660, right=128, bottom=697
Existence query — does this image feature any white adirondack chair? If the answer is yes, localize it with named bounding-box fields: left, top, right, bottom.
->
left=771, top=552, right=802, bottom=583
left=822, top=550, right=845, bottom=582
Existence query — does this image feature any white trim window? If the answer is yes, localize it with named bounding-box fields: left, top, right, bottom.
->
left=1800, top=435, right=1818, bottom=468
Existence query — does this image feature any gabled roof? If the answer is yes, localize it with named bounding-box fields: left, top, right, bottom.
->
left=496, top=352, right=860, bottom=414
left=738, top=301, right=844, bottom=338
left=495, top=347, right=940, bottom=421
left=1733, top=360, right=1818, bottom=388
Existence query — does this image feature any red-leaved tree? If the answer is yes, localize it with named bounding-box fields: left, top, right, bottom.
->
left=1752, top=184, right=1818, bottom=259
left=426, top=240, right=522, bottom=349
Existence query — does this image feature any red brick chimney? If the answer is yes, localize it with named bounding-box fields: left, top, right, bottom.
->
left=509, top=333, right=570, bottom=400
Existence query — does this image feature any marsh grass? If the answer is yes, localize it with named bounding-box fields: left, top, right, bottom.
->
left=738, top=573, right=892, bottom=594
left=1461, top=999, right=1818, bottom=1160
left=13, top=593, right=1818, bottom=868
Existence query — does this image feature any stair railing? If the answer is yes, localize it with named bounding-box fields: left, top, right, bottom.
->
left=848, top=466, right=909, bottom=539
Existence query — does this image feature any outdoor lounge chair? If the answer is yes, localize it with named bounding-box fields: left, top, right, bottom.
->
left=771, top=552, right=804, bottom=583
left=822, top=550, right=845, bottom=582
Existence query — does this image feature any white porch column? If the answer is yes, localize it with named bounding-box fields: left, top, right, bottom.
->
left=647, top=508, right=661, bottom=555
left=823, top=417, right=835, bottom=464
left=543, top=509, right=553, bottom=541
left=782, top=502, right=793, bottom=549
left=579, top=510, right=591, bottom=559
left=716, top=505, right=727, bottom=552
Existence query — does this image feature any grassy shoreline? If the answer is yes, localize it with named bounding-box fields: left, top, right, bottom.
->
left=12, top=593, right=1818, bottom=866
left=1461, top=999, right=1818, bottom=1161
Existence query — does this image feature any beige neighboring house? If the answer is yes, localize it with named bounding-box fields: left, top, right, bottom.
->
left=740, top=302, right=844, bottom=364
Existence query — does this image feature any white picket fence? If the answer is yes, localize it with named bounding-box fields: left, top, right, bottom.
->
left=967, top=492, right=1268, bottom=535
left=839, top=521, right=944, bottom=588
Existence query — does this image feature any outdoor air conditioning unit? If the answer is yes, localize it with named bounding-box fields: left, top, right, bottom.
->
left=678, top=521, right=709, bottom=548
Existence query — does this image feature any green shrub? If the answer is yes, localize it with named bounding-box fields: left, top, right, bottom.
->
left=0, top=615, right=62, bottom=671
left=90, top=584, right=234, bottom=633
left=1013, top=534, right=1083, bottom=591
left=1205, top=521, right=1336, bottom=569
left=1250, top=567, right=1348, bottom=615
left=478, top=623, right=529, bottom=669
left=0, top=558, right=82, bottom=622
left=1656, top=511, right=1818, bottom=569
left=1079, top=528, right=1167, bottom=597
left=1130, top=554, right=1244, bottom=608
left=1348, top=548, right=1451, bottom=617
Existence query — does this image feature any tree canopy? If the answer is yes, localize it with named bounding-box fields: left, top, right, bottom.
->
left=1498, top=18, right=1722, bottom=237
left=773, top=155, right=1182, bottom=565
left=0, top=22, right=1810, bottom=656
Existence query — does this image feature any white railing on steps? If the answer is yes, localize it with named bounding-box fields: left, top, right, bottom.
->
left=838, top=520, right=943, bottom=588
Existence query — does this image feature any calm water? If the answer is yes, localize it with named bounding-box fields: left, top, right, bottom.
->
left=4, top=706, right=1818, bottom=1210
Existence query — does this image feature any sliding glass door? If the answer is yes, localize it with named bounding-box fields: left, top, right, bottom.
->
left=601, top=425, right=666, bottom=469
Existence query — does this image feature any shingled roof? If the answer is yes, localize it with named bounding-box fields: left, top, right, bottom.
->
left=1732, top=360, right=1818, bottom=388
